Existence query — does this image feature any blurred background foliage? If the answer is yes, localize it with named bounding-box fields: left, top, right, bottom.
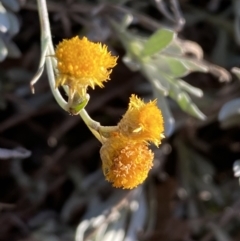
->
left=0, top=0, right=240, bottom=241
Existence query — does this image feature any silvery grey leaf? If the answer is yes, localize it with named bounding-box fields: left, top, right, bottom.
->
left=0, top=147, right=31, bottom=160
left=7, top=11, right=20, bottom=36
left=122, top=55, right=140, bottom=72
left=161, top=38, right=183, bottom=56
left=159, top=55, right=189, bottom=78
left=178, top=80, right=203, bottom=97
left=176, top=92, right=206, bottom=120
left=1, top=0, right=20, bottom=12
left=0, top=3, right=10, bottom=33
left=159, top=73, right=206, bottom=120
left=218, top=98, right=240, bottom=121
left=142, top=63, right=170, bottom=95
left=180, top=58, right=208, bottom=73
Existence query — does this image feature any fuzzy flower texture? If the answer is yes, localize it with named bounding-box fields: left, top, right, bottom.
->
left=55, top=36, right=117, bottom=97
left=55, top=36, right=164, bottom=189
left=100, top=95, right=164, bottom=189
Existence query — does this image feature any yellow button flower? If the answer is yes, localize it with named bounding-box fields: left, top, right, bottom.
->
left=100, top=134, right=154, bottom=189
left=55, top=36, right=118, bottom=97
left=118, top=94, right=164, bottom=146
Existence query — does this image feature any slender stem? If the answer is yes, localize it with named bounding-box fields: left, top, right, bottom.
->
left=37, top=0, right=68, bottom=111
left=79, top=109, right=119, bottom=143
left=79, top=109, right=100, bottom=129
left=79, top=109, right=103, bottom=143
left=46, top=58, right=69, bottom=111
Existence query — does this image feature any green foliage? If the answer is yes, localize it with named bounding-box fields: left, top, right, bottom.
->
left=141, top=29, right=175, bottom=57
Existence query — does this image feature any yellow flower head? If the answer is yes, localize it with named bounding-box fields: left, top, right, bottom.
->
left=100, top=134, right=154, bottom=189
left=55, top=36, right=118, bottom=96
left=118, top=94, right=164, bottom=146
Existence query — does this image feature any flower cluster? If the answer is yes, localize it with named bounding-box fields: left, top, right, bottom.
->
left=55, top=36, right=117, bottom=97
left=54, top=36, right=164, bottom=189
left=100, top=95, right=164, bottom=189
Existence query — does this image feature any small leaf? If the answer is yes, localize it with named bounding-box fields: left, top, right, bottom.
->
left=164, top=57, right=189, bottom=77
left=7, top=12, right=20, bottom=36
left=161, top=39, right=183, bottom=56
left=178, top=80, right=203, bottom=97
left=165, top=75, right=205, bottom=119
left=180, top=59, right=208, bottom=73
left=141, top=28, right=175, bottom=57
left=154, top=55, right=207, bottom=78
left=0, top=147, right=31, bottom=159
left=177, top=92, right=206, bottom=120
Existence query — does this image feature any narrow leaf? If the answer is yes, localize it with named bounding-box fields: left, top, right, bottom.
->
left=178, top=80, right=203, bottom=97
left=164, top=57, right=189, bottom=77
left=141, top=29, right=175, bottom=57
left=181, top=59, right=208, bottom=73
left=177, top=92, right=206, bottom=120
left=156, top=73, right=206, bottom=120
